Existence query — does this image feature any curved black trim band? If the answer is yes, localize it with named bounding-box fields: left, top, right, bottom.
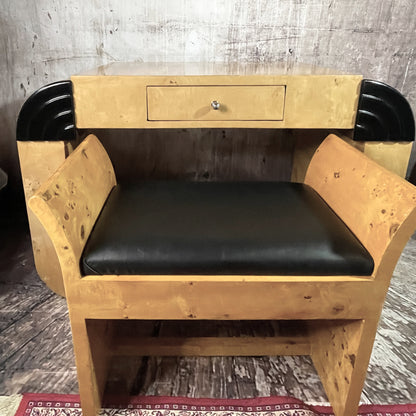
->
left=353, top=79, right=415, bottom=142
left=16, top=81, right=76, bottom=141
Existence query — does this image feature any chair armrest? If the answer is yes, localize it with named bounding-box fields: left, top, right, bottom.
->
left=28, top=134, right=116, bottom=284
left=305, top=134, right=416, bottom=278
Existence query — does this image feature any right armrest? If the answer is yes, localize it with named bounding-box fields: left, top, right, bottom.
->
left=305, top=134, right=416, bottom=281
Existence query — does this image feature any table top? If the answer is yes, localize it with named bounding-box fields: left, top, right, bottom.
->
left=75, top=62, right=358, bottom=77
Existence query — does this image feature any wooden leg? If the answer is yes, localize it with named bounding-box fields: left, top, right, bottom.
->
left=70, top=316, right=112, bottom=416
left=309, top=319, right=379, bottom=416
left=87, top=320, right=114, bottom=402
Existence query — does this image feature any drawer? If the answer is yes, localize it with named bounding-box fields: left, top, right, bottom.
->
left=147, top=85, right=286, bottom=121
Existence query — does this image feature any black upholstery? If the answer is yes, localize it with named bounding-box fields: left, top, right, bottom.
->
left=81, top=181, right=374, bottom=276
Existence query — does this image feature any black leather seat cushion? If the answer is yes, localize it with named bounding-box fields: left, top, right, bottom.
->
left=81, top=181, right=374, bottom=276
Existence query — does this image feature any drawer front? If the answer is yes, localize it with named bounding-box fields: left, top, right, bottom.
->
left=147, top=85, right=286, bottom=121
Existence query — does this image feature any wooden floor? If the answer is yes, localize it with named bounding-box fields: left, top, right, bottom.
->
left=0, top=221, right=415, bottom=404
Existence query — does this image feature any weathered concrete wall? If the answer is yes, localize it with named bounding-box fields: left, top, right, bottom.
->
left=1, top=0, right=415, bottom=192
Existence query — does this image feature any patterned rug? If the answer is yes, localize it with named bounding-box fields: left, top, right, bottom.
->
left=14, top=394, right=416, bottom=416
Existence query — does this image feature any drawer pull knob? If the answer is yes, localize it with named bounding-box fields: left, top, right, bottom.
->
left=211, top=100, right=220, bottom=110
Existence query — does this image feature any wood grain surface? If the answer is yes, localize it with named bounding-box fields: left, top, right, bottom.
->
left=17, top=141, right=72, bottom=296
left=72, top=70, right=361, bottom=129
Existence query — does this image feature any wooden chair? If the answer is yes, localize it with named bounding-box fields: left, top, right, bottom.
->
left=29, top=133, right=416, bottom=416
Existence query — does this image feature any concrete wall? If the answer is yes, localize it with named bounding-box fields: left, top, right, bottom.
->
left=1, top=0, right=415, bottom=193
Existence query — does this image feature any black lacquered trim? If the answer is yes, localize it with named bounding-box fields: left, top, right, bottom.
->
left=353, top=79, right=415, bottom=142
left=16, top=81, right=76, bottom=141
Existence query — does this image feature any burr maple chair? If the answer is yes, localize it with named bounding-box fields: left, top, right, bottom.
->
left=29, top=133, right=416, bottom=416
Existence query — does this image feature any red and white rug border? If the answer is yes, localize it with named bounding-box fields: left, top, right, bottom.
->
left=15, top=393, right=416, bottom=416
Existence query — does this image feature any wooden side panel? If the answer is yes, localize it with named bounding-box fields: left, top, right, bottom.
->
left=28, top=135, right=116, bottom=283
left=340, top=134, right=413, bottom=179
left=17, top=141, right=72, bottom=296
left=305, top=134, right=416, bottom=274
left=361, top=142, right=413, bottom=178
left=305, top=135, right=416, bottom=415
left=28, top=137, right=117, bottom=416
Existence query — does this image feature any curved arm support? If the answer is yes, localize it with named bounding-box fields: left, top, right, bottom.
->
left=305, top=134, right=416, bottom=282
left=28, top=135, right=116, bottom=288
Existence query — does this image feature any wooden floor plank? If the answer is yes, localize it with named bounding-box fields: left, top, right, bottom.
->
left=0, top=285, right=54, bottom=332
left=0, top=295, right=69, bottom=368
